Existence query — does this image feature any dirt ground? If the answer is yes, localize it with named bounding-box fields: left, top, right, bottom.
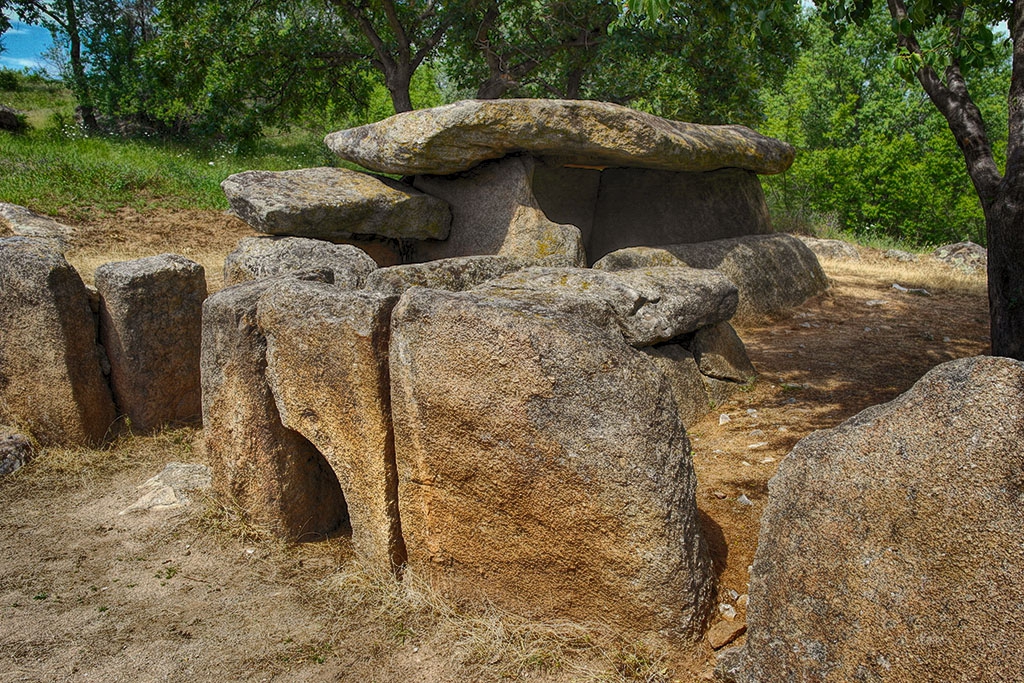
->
left=0, top=210, right=991, bottom=682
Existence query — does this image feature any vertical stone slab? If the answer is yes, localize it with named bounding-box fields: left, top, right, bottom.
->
left=95, top=254, right=206, bottom=433
left=257, top=281, right=405, bottom=572
left=412, top=156, right=586, bottom=266
left=389, top=287, right=715, bottom=641
left=0, top=237, right=116, bottom=446
left=201, top=278, right=347, bottom=539
left=589, top=167, right=773, bottom=264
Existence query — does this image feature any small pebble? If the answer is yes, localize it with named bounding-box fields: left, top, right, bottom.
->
left=749, top=429, right=766, bottom=438
left=746, top=408, right=758, bottom=416
left=737, top=594, right=750, bottom=608
left=760, top=456, right=776, bottom=464
left=737, top=494, right=754, bottom=506
left=748, top=442, right=769, bottom=449
left=742, top=461, right=752, bottom=467
left=718, top=603, right=737, bottom=621
left=719, top=413, right=731, bottom=425
left=726, top=589, right=740, bottom=601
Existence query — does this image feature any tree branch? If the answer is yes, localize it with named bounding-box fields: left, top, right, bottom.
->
left=886, top=0, right=1002, bottom=201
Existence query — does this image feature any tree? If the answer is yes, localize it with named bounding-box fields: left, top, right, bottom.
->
left=9, top=0, right=99, bottom=128
left=627, top=0, right=1024, bottom=360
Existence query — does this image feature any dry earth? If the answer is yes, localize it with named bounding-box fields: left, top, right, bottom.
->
left=0, top=209, right=990, bottom=682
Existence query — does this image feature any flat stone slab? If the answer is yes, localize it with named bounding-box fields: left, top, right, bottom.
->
left=0, top=203, right=75, bottom=247
left=326, top=99, right=795, bottom=176
left=221, top=167, right=451, bottom=241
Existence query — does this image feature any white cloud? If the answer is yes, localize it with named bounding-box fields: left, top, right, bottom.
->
left=0, top=56, right=45, bottom=69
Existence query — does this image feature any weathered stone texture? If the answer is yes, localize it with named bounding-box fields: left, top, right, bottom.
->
left=222, top=167, right=451, bottom=241
left=223, top=236, right=377, bottom=287
left=0, top=237, right=116, bottom=446
left=690, top=322, right=756, bottom=383
left=389, top=287, right=715, bottom=641
left=0, top=203, right=75, bottom=247
left=593, top=234, right=828, bottom=322
left=326, top=99, right=794, bottom=176
left=364, top=255, right=568, bottom=297
left=201, top=277, right=347, bottom=539
left=0, top=430, right=33, bottom=476
left=722, top=356, right=1024, bottom=682
left=412, top=156, right=586, bottom=265
left=476, top=266, right=738, bottom=347
left=95, top=254, right=206, bottom=433
left=798, top=236, right=861, bottom=261
left=257, top=281, right=404, bottom=571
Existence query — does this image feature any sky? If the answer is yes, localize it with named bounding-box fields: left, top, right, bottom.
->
left=0, top=17, right=54, bottom=72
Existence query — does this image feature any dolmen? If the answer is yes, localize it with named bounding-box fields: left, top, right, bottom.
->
left=205, top=99, right=831, bottom=642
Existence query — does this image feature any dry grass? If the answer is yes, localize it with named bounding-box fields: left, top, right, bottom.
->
left=819, top=252, right=987, bottom=297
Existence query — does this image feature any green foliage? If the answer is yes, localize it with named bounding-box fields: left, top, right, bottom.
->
left=0, top=69, right=20, bottom=91
left=762, top=9, right=1009, bottom=246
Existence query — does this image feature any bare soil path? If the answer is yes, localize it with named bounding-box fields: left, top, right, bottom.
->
left=0, top=211, right=990, bottom=681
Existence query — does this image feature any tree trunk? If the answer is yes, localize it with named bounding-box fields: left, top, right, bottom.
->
left=477, top=75, right=512, bottom=99
left=985, top=178, right=1024, bottom=359
left=64, top=0, right=99, bottom=131
left=385, top=62, right=414, bottom=113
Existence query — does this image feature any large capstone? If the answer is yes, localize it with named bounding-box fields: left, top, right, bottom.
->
left=222, top=167, right=451, bottom=242
left=720, top=356, right=1024, bottom=682
left=0, top=237, right=116, bottom=446
left=364, top=254, right=573, bottom=297
left=326, top=99, right=794, bottom=176
left=389, top=286, right=715, bottom=641
left=95, top=254, right=206, bottom=433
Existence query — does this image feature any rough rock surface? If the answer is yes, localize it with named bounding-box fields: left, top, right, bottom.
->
left=95, top=254, right=206, bottom=433
left=119, top=462, right=212, bottom=514
left=476, top=266, right=738, bottom=347
left=222, top=167, right=451, bottom=241
left=201, top=277, right=347, bottom=540
left=326, top=99, right=794, bottom=176
left=365, top=254, right=571, bottom=297
left=222, top=236, right=378, bottom=287
left=389, top=287, right=715, bottom=641
left=884, top=248, right=918, bottom=262
left=640, top=345, right=716, bottom=428
left=0, top=106, right=26, bottom=132
left=721, top=356, right=1024, bottom=682
left=0, top=203, right=75, bottom=247
left=933, top=240, right=987, bottom=273
left=585, top=167, right=773, bottom=262
left=412, top=156, right=586, bottom=265
left=257, top=281, right=405, bottom=572
left=797, top=236, right=861, bottom=260
left=0, top=431, right=33, bottom=476
left=691, top=322, right=756, bottom=383
left=0, top=237, right=116, bottom=446
left=593, top=234, right=828, bottom=323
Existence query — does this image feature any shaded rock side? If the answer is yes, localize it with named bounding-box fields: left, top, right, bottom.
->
left=222, top=167, right=451, bottom=241
left=691, top=322, right=757, bottom=383
left=593, top=234, right=828, bottom=323
left=0, top=237, right=116, bottom=446
left=365, top=254, right=574, bottom=297
left=326, top=99, right=794, bottom=176
left=257, top=281, right=405, bottom=572
left=724, top=356, right=1024, bottom=682
left=201, top=278, right=347, bottom=540
left=95, top=254, right=206, bottom=433
left=587, top=167, right=773, bottom=263
left=223, top=236, right=378, bottom=288
left=412, top=156, right=586, bottom=265
left=476, top=266, right=738, bottom=347
left=389, top=287, right=715, bottom=641
left=640, top=345, right=715, bottom=429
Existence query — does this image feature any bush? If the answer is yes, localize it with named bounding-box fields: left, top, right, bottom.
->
left=0, top=69, right=20, bottom=92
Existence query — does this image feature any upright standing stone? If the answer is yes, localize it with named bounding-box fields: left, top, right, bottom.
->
left=257, top=281, right=405, bottom=572
left=721, top=356, right=1024, bottom=682
left=412, top=156, right=586, bottom=265
left=389, top=287, right=715, bottom=641
left=95, top=254, right=206, bottom=433
left=0, top=237, right=116, bottom=446
left=201, top=277, right=347, bottom=539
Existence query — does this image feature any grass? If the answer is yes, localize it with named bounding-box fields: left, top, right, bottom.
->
left=1, top=76, right=359, bottom=220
